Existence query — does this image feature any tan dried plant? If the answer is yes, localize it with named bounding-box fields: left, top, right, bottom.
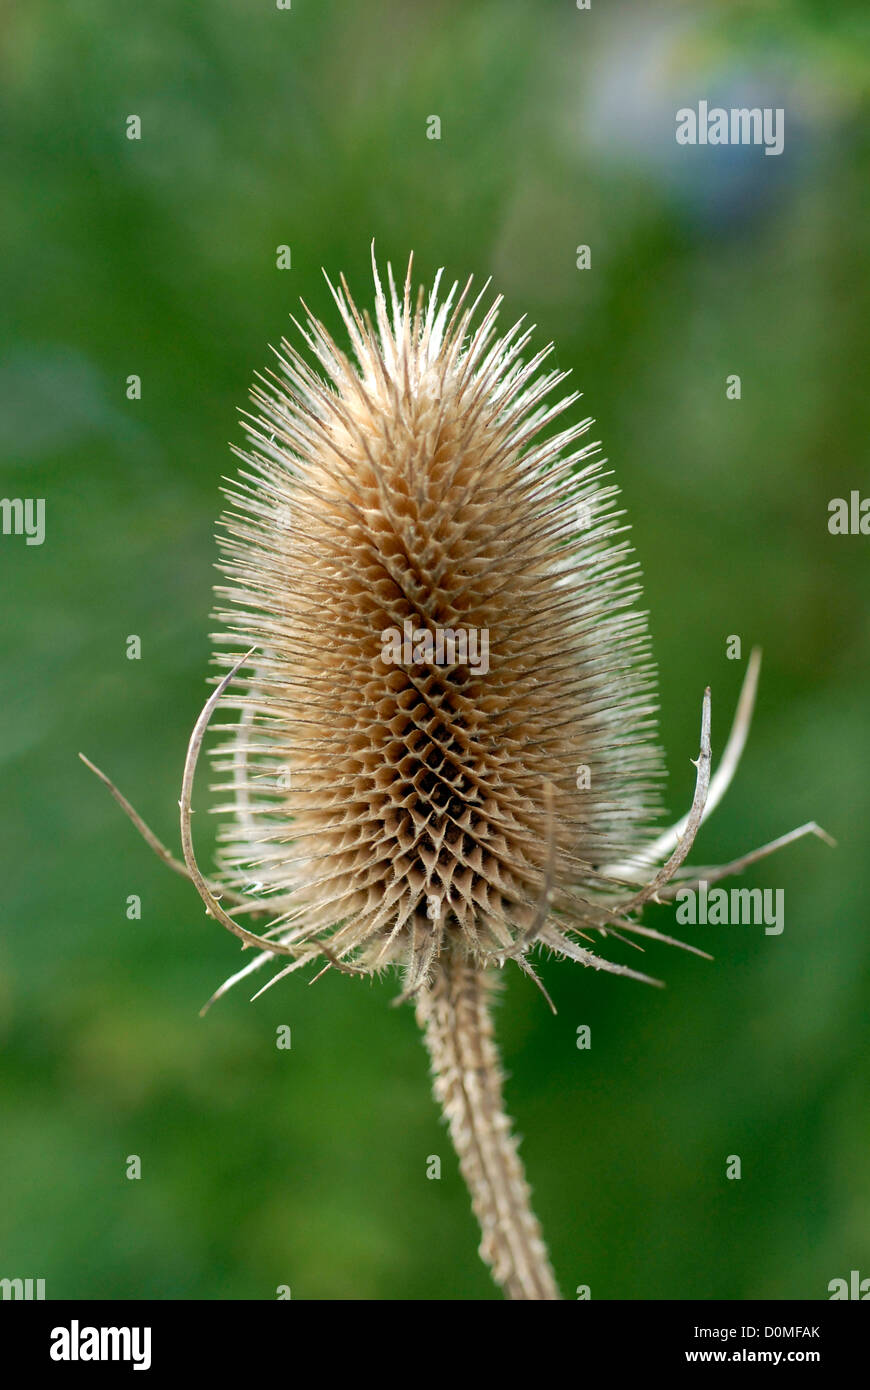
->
left=82, top=250, right=831, bottom=1301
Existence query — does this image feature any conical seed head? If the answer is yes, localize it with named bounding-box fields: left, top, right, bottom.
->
left=211, top=256, right=663, bottom=983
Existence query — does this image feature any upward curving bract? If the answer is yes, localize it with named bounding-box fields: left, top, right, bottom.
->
left=209, top=251, right=665, bottom=998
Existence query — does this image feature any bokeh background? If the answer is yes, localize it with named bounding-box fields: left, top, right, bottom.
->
left=1, top=0, right=868, bottom=1300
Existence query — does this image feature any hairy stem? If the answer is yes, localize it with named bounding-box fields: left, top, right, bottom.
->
left=416, top=951, right=561, bottom=1300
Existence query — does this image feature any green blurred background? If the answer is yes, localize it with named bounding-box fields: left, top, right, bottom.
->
left=1, top=0, right=868, bottom=1300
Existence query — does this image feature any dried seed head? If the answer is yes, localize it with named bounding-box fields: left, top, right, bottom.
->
left=210, top=251, right=664, bottom=993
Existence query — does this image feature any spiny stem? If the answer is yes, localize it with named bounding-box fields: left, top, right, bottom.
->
left=416, top=951, right=561, bottom=1300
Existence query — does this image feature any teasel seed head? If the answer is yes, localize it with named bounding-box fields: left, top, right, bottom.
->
left=209, top=249, right=666, bottom=998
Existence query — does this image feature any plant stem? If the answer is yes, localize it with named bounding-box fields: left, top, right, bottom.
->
left=416, top=951, right=561, bottom=1300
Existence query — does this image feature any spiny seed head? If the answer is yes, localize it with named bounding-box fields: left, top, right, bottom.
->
left=210, top=252, right=664, bottom=994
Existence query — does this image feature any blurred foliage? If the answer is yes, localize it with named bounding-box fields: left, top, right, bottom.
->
left=0, top=0, right=868, bottom=1300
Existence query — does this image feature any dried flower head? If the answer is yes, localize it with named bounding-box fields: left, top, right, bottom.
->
left=82, top=248, right=830, bottom=1301
left=210, top=252, right=666, bottom=996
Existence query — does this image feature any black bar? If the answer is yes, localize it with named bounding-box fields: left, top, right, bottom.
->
left=1, top=1298, right=865, bottom=1374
